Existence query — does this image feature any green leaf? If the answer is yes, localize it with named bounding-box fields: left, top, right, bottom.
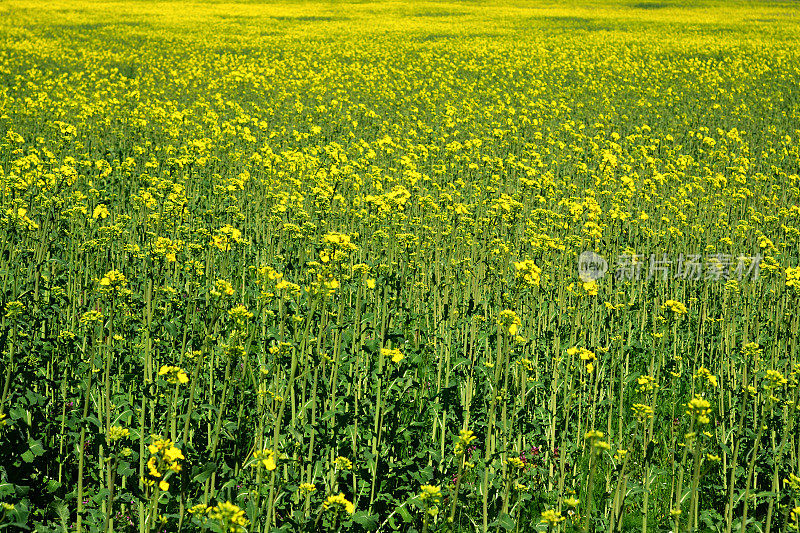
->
left=27, top=439, right=45, bottom=457
left=193, top=465, right=216, bottom=484
left=397, top=505, right=413, bottom=523
left=497, top=512, right=515, bottom=531
left=352, top=510, right=379, bottom=530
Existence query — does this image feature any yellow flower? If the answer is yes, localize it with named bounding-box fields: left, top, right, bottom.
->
left=214, top=279, right=235, bottom=297
left=497, top=309, right=521, bottom=336
left=92, top=204, right=110, bottom=219
left=163, top=446, right=185, bottom=464
left=4, top=301, right=23, bottom=319
left=419, top=484, right=442, bottom=504
left=80, top=310, right=103, bottom=325
left=253, top=449, right=277, bottom=471
left=637, top=374, right=659, bottom=392
left=582, top=280, right=598, bottom=296
left=786, top=266, right=800, bottom=289
left=661, top=299, right=688, bottom=315
left=506, top=456, right=525, bottom=469
left=513, top=259, right=541, bottom=286
left=211, top=224, right=243, bottom=250
left=585, top=429, right=604, bottom=440
left=334, top=456, right=353, bottom=470
left=765, top=369, right=788, bottom=389
left=454, top=429, right=477, bottom=455
left=685, top=396, right=712, bottom=425
left=147, top=436, right=183, bottom=479
left=694, top=367, right=718, bottom=388
left=108, top=426, right=129, bottom=442
left=380, top=347, right=404, bottom=363
left=228, top=305, right=253, bottom=322
left=784, top=473, right=800, bottom=490
left=323, top=493, right=355, bottom=514
left=584, top=429, right=609, bottom=450
left=97, top=270, right=127, bottom=291
left=541, top=509, right=565, bottom=525
left=158, top=365, right=189, bottom=385
left=207, top=501, right=249, bottom=532
left=631, top=403, right=654, bottom=421
left=563, top=497, right=579, bottom=507
left=299, top=483, right=317, bottom=495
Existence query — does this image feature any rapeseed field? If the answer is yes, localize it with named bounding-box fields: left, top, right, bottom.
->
left=1, top=0, right=799, bottom=531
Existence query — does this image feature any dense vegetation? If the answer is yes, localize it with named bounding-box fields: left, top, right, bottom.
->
left=1, top=0, right=799, bottom=531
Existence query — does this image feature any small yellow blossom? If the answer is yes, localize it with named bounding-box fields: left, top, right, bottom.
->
left=662, top=299, right=688, bottom=315
left=323, top=493, right=355, bottom=514
left=158, top=365, right=189, bottom=385
left=541, top=509, right=565, bottom=525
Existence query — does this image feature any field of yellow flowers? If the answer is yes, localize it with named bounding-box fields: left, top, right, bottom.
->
left=1, top=0, right=799, bottom=531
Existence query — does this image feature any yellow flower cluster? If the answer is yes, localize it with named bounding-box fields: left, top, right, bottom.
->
left=4, top=207, right=39, bottom=230
left=228, top=305, right=253, bottom=323
left=97, top=270, right=127, bottom=290
left=661, top=299, right=688, bottom=315
left=765, top=369, right=788, bottom=389
left=252, top=448, right=277, bottom=471
left=92, top=204, right=110, bottom=220
left=582, top=280, right=599, bottom=296
left=3, top=301, right=23, bottom=320
left=158, top=365, right=189, bottom=385
left=585, top=430, right=611, bottom=450
left=107, top=426, right=129, bottom=442
left=299, top=483, right=317, bottom=495
left=145, top=436, right=184, bottom=491
left=211, top=224, right=244, bottom=251
left=631, top=403, right=654, bottom=421
left=541, top=509, right=565, bottom=525
left=786, top=266, right=800, bottom=290
left=685, top=396, right=712, bottom=425
left=694, top=367, right=718, bottom=388
left=454, top=429, right=477, bottom=456
left=512, top=259, right=541, bottom=286
left=506, top=456, right=525, bottom=469
left=188, top=501, right=250, bottom=533
left=213, top=279, right=235, bottom=297
left=637, top=375, right=659, bottom=393
left=333, top=456, right=353, bottom=470
left=419, top=484, right=442, bottom=515
left=380, top=347, right=404, bottom=364
left=568, top=347, right=597, bottom=374
left=323, top=493, right=355, bottom=514
left=497, top=309, right=521, bottom=336
left=785, top=473, right=800, bottom=490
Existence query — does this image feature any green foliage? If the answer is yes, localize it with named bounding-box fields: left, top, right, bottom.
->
left=0, top=0, right=799, bottom=532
